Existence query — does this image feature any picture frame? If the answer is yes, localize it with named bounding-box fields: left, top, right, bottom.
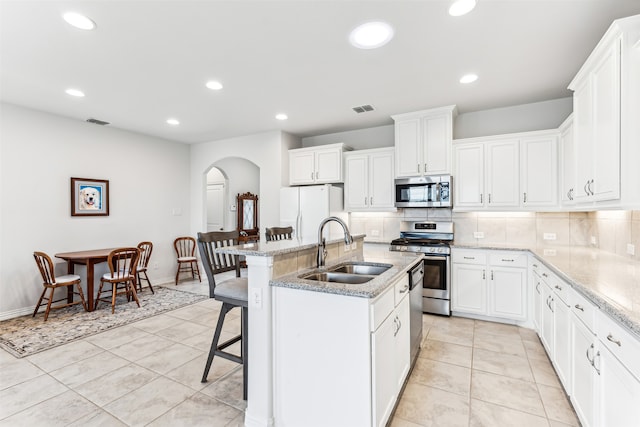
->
left=71, top=177, right=109, bottom=216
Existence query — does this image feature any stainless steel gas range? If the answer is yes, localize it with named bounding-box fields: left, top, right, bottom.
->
left=389, top=221, right=453, bottom=316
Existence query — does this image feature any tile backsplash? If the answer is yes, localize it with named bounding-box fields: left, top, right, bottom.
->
left=349, top=209, right=640, bottom=261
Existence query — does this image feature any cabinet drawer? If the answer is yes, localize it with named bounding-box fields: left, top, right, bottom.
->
left=547, top=274, right=571, bottom=305
left=371, top=287, right=394, bottom=332
left=597, top=311, right=640, bottom=380
left=452, top=250, right=486, bottom=265
left=570, top=289, right=597, bottom=333
left=394, top=276, right=410, bottom=306
left=489, top=252, right=528, bottom=268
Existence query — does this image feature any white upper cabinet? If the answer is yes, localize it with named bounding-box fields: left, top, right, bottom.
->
left=565, top=14, right=640, bottom=208
left=289, top=143, right=349, bottom=185
left=453, top=130, right=558, bottom=211
left=393, top=105, right=456, bottom=177
left=486, top=139, right=520, bottom=208
left=559, top=114, right=576, bottom=205
left=344, top=148, right=395, bottom=212
left=520, top=135, right=558, bottom=207
left=570, top=35, right=621, bottom=204
left=453, top=143, right=484, bottom=208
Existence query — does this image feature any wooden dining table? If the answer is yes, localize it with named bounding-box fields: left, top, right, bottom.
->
left=55, top=248, right=117, bottom=312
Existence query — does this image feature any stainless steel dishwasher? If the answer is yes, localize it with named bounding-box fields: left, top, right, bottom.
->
left=408, top=260, right=424, bottom=364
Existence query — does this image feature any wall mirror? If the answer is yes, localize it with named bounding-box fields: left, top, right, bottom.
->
left=237, top=192, right=259, bottom=242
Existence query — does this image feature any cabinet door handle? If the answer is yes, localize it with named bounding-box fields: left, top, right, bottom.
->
left=555, top=285, right=562, bottom=291
left=533, top=263, right=538, bottom=268
left=549, top=297, right=554, bottom=313
left=480, top=193, right=483, bottom=203
left=536, top=282, right=540, bottom=294
left=586, top=343, right=594, bottom=365
left=594, top=350, right=601, bottom=375
left=588, top=179, right=594, bottom=196
left=424, top=163, right=427, bottom=173
left=488, top=193, right=492, bottom=203
left=569, top=188, right=574, bottom=200
left=607, top=334, right=622, bottom=347
left=574, top=304, right=584, bottom=312
left=364, top=197, right=368, bottom=206
left=417, top=163, right=420, bottom=173
left=542, top=273, right=548, bottom=278
left=523, top=192, right=527, bottom=203
left=584, top=181, right=590, bottom=196
left=482, top=270, right=485, bottom=280
left=316, top=171, right=319, bottom=179
left=370, top=196, right=373, bottom=205
left=501, top=259, right=514, bottom=262
left=490, top=270, right=494, bottom=280
left=311, top=172, right=314, bottom=180
left=399, top=284, right=409, bottom=294
left=463, top=256, right=475, bottom=260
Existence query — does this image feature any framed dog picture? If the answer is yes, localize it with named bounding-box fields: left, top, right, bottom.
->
left=71, top=177, right=109, bottom=216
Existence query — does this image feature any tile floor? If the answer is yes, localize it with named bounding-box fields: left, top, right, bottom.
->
left=0, top=276, right=580, bottom=427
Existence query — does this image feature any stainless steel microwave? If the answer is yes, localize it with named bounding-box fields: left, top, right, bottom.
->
left=395, top=175, right=452, bottom=208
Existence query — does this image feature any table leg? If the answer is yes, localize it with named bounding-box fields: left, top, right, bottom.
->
left=86, top=260, right=95, bottom=311
left=66, top=261, right=74, bottom=304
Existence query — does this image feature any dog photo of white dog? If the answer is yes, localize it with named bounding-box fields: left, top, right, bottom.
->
left=79, top=186, right=101, bottom=210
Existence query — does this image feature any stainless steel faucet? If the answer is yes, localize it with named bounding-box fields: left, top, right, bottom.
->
left=317, top=216, right=353, bottom=267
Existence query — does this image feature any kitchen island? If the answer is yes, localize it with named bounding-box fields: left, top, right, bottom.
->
left=213, top=235, right=422, bottom=427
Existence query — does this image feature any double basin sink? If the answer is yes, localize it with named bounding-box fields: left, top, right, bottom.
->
left=299, top=262, right=392, bottom=285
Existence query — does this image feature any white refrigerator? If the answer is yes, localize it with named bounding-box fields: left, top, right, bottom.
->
left=280, top=184, right=347, bottom=240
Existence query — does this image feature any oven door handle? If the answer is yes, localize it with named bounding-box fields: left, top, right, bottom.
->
left=422, top=255, right=449, bottom=261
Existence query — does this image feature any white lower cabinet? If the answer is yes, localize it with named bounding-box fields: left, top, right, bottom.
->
left=571, top=315, right=597, bottom=427
left=451, top=249, right=527, bottom=322
left=272, top=267, right=413, bottom=427
left=597, top=344, right=640, bottom=427
left=372, top=291, right=410, bottom=427
left=529, top=254, right=640, bottom=427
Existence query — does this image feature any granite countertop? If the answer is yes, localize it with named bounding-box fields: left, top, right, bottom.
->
left=213, top=234, right=367, bottom=257
left=452, top=243, right=640, bottom=339
left=270, top=251, right=423, bottom=299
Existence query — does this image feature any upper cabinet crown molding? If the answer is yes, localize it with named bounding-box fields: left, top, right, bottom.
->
left=392, top=105, right=457, bottom=178
left=289, top=142, right=351, bottom=186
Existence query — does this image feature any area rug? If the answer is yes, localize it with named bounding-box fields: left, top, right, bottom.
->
left=0, top=287, right=208, bottom=358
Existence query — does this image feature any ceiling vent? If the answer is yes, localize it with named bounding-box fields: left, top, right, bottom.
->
left=352, top=104, right=375, bottom=114
left=86, top=118, right=110, bottom=126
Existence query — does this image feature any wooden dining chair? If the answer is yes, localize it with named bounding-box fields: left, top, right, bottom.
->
left=197, top=230, right=248, bottom=400
left=174, top=236, right=201, bottom=285
left=265, top=226, right=293, bottom=241
left=136, top=241, right=154, bottom=294
left=94, top=247, right=141, bottom=314
left=32, top=251, right=88, bottom=321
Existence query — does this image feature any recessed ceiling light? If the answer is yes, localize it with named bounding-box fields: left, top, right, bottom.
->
left=449, top=0, right=477, bottom=17
left=65, top=88, right=85, bottom=97
left=63, top=12, right=96, bottom=30
left=460, top=73, right=478, bottom=84
left=206, top=80, right=223, bottom=90
left=275, top=113, right=288, bottom=121
left=349, top=21, right=394, bottom=49
left=166, top=118, right=180, bottom=126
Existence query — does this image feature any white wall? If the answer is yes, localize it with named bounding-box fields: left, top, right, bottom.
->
left=454, top=98, right=573, bottom=139
left=302, top=125, right=394, bottom=150
left=190, top=131, right=298, bottom=239
left=0, top=103, right=190, bottom=318
left=301, top=98, right=573, bottom=149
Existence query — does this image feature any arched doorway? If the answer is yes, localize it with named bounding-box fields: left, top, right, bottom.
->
left=204, top=157, right=260, bottom=232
